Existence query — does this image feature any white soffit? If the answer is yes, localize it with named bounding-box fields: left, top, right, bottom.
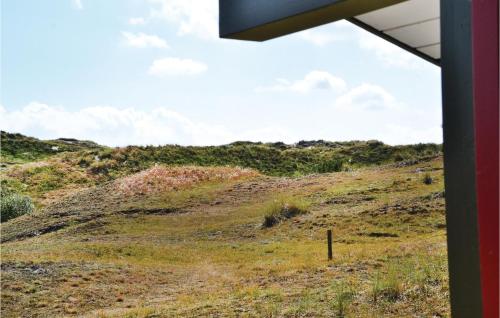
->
left=354, top=0, right=441, bottom=62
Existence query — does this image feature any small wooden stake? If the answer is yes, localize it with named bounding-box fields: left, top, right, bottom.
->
left=327, top=229, right=333, bottom=260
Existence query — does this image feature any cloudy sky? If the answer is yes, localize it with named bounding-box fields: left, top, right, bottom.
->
left=1, top=0, right=442, bottom=146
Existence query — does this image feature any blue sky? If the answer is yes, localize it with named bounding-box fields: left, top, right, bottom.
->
left=1, top=0, right=442, bottom=146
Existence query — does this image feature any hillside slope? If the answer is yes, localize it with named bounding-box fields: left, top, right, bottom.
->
left=1, top=131, right=442, bottom=209
left=0, top=131, right=102, bottom=164
left=63, top=139, right=442, bottom=177
left=1, top=158, right=449, bottom=317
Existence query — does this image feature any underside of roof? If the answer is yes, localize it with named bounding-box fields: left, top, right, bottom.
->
left=219, top=0, right=441, bottom=66
left=350, top=0, right=440, bottom=65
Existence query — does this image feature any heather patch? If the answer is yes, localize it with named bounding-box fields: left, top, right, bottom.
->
left=115, top=165, right=259, bottom=196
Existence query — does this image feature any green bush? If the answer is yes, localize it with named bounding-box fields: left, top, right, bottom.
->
left=262, top=196, right=309, bottom=227
left=423, top=173, right=433, bottom=185
left=1, top=193, right=34, bottom=222
left=331, top=281, right=356, bottom=317
left=317, top=159, right=344, bottom=173
left=64, top=140, right=442, bottom=177
left=371, top=268, right=403, bottom=302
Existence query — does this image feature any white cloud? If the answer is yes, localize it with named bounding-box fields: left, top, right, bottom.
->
left=253, top=72, right=441, bottom=144
left=128, top=17, right=146, bottom=25
left=0, top=103, right=298, bottom=146
left=238, top=127, right=297, bottom=144
left=379, top=124, right=442, bottom=145
left=295, top=20, right=355, bottom=46
left=334, top=83, right=400, bottom=111
left=0, top=103, right=294, bottom=146
left=122, top=32, right=168, bottom=48
left=256, top=71, right=347, bottom=94
left=0, top=98, right=441, bottom=147
left=317, top=82, right=442, bottom=145
left=148, top=0, right=219, bottom=40
left=357, top=32, right=422, bottom=69
left=72, top=0, right=83, bottom=10
left=296, top=30, right=341, bottom=47
left=148, top=57, right=207, bottom=76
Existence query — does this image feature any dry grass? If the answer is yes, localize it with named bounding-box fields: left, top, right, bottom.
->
left=1, top=158, right=450, bottom=317
left=115, top=165, right=259, bottom=196
left=262, top=195, right=310, bottom=227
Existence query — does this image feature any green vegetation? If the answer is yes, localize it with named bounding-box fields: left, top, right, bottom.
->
left=331, top=281, right=356, bottom=317
left=68, top=139, right=441, bottom=177
left=0, top=132, right=449, bottom=317
left=317, top=158, right=345, bottom=173
left=0, top=132, right=442, bottom=210
left=1, top=132, right=441, bottom=176
left=0, top=131, right=102, bottom=163
left=372, top=267, right=403, bottom=302
left=423, top=173, right=433, bottom=185
left=263, top=196, right=310, bottom=227
left=1, top=193, right=34, bottom=222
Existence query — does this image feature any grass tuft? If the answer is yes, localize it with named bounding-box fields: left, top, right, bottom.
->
left=423, top=173, right=433, bottom=185
left=262, top=196, right=309, bottom=227
left=1, top=193, right=34, bottom=222
left=371, top=267, right=403, bottom=303
left=331, top=281, right=356, bottom=317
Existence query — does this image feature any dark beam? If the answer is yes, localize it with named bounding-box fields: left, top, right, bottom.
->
left=219, top=0, right=405, bottom=41
left=440, top=0, right=483, bottom=316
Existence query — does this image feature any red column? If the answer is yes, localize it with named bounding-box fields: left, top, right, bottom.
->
left=472, top=0, right=499, bottom=317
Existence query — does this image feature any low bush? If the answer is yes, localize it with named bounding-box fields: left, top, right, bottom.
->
left=331, top=281, right=356, bottom=317
left=316, top=159, right=344, bottom=173
left=371, top=268, right=403, bottom=302
left=1, top=193, right=34, bottom=222
left=262, top=196, right=309, bottom=227
left=63, top=139, right=442, bottom=177
left=423, top=173, right=433, bottom=185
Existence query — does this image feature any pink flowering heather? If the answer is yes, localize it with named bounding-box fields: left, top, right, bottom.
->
left=115, top=165, right=259, bottom=196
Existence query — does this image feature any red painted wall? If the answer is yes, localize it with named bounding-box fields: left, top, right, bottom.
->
left=472, top=0, right=499, bottom=317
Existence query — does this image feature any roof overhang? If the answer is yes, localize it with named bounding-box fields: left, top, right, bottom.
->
left=219, top=0, right=441, bottom=66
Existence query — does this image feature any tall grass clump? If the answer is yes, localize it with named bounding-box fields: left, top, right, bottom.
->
left=371, top=267, right=403, bottom=302
left=262, top=196, right=310, bottom=227
left=423, top=173, right=433, bottom=185
left=331, top=281, right=356, bottom=317
left=316, top=159, right=344, bottom=173
left=1, top=193, right=34, bottom=222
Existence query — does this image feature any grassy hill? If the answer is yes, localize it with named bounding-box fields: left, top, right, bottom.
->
left=0, top=132, right=448, bottom=317
left=1, top=132, right=441, bottom=175
left=1, top=158, right=448, bottom=317
left=72, top=139, right=441, bottom=177
left=1, top=132, right=441, bottom=208
left=0, top=131, right=102, bottom=164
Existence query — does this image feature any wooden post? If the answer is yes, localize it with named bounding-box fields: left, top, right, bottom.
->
left=327, top=229, right=333, bottom=260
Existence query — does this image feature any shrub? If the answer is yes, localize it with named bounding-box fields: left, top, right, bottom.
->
left=423, top=173, right=433, bottom=185
left=317, top=159, right=344, bottom=173
left=262, top=196, right=309, bottom=227
left=371, top=268, right=403, bottom=302
left=331, top=281, right=355, bottom=317
left=89, top=160, right=114, bottom=175
left=1, top=193, right=34, bottom=222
